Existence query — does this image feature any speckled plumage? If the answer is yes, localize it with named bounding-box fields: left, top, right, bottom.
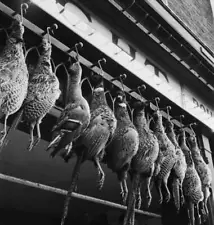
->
left=152, top=110, right=176, bottom=204
left=165, top=119, right=187, bottom=212
left=178, top=129, right=203, bottom=225
left=105, top=91, right=139, bottom=205
left=23, top=37, right=61, bottom=151
left=47, top=61, right=90, bottom=158
left=123, top=102, right=159, bottom=225
left=73, top=76, right=117, bottom=189
left=0, top=18, right=28, bottom=145
left=188, top=133, right=212, bottom=218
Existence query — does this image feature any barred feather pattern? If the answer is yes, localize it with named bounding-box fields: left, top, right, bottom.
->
left=178, top=130, right=203, bottom=205
left=23, top=38, right=60, bottom=123
left=165, top=119, right=187, bottom=211
left=0, top=19, right=28, bottom=116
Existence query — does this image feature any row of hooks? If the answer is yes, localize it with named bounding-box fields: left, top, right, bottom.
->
left=5, top=2, right=199, bottom=137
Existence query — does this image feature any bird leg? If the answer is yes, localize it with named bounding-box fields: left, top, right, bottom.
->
left=136, top=183, right=142, bottom=210
left=156, top=179, right=163, bottom=204
left=119, top=177, right=128, bottom=206
left=180, top=182, right=185, bottom=206
left=196, top=203, right=202, bottom=225
left=27, top=122, right=36, bottom=151
left=163, top=172, right=171, bottom=203
left=145, top=176, right=152, bottom=208
left=187, top=201, right=195, bottom=225
left=28, top=121, right=41, bottom=152
left=46, top=132, right=63, bottom=151
left=94, top=156, right=105, bottom=190
left=0, top=114, right=8, bottom=147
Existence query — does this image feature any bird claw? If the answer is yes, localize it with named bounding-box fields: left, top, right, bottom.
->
left=165, top=193, right=171, bottom=203
left=97, top=174, right=105, bottom=190
left=159, top=196, right=163, bottom=205
left=146, top=196, right=152, bottom=209
left=120, top=191, right=128, bottom=205
left=136, top=197, right=142, bottom=210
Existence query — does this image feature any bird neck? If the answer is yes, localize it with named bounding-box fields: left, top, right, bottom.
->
left=134, top=110, right=150, bottom=132
left=34, top=53, right=52, bottom=76
left=66, top=82, right=82, bottom=103
left=115, top=104, right=131, bottom=122
left=153, top=117, right=165, bottom=134
left=166, top=127, right=179, bottom=148
left=90, top=89, right=107, bottom=110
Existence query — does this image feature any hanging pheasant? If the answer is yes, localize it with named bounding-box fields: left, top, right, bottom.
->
left=165, top=118, right=187, bottom=212
left=187, top=131, right=212, bottom=221
left=178, top=129, right=204, bottom=225
left=60, top=71, right=117, bottom=225
left=105, top=90, right=139, bottom=205
left=123, top=100, right=159, bottom=225
left=46, top=58, right=91, bottom=158
left=152, top=109, right=176, bottom=204
left=0, top=16, right=29, bottom=146
left=23, top=34, right=61, bottom=151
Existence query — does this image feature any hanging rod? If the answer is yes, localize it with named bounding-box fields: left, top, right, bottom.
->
left=0, top=172, right=161, bottom=218
left=0, top=1, right=196, bottom=135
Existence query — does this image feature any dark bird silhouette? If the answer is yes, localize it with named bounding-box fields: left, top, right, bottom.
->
left=123, top=100, right=159, bottom=225
left=59, top=72, right=117, bottom=225
left=178, top=129, right=203, bottom=225
left=23, top=36, right=61, bottom=151
left=165, top=119, right=187, bottom=212
left=152, top=110, right=176, bottom=204
left=0, top=17, right=28, bottom=146
left=105, top=90, right=139, bottom=205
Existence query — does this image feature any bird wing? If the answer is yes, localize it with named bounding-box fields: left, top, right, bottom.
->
left=52, top=100, right=89, bottom=132
left=82, top=114, right=111, bottom=154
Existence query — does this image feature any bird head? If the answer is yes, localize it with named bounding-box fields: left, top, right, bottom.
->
left=90, top=71, right=104, bottom=92
left=152, top=109, right=162, bottom=121
left=67, top=60, right=82, bottom=83
left=115, top=90, right=127, bottom=107
left=9, top=19, right=24, bottom=43
left=165, top=118, right=174, bottom=130
left=187, top=132, right=197, bottom=146
left=41, top=37, right=52, bottom=53
left=132, top=100, right=147, bottom=111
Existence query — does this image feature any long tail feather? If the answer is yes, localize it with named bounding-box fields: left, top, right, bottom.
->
left=123, top=173, right=140, bottom=225
left=60, top=151, right=84, bottom=225
left=172, top=178, right=180, bottom=213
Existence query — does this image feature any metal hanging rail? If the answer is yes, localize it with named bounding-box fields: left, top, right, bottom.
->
left=0, top=172, right=161, bottom=218
left=0, top=2, right=195, bottom=140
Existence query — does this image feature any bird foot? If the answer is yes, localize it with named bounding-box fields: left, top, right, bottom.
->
left=136, top=197, right=142, bottom=210
left=146, top=196, right=152, bottom=209
left=0, top=134, right=7, bottom=147
left=120, top=191, right=128, bottom=205
left=159, top=196, right=163, bottom=205
left=97, top=174, right=105, bottom=190
left=165, top=193, right=171, bottom=203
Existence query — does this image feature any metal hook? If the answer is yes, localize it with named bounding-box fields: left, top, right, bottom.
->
left=20, top=3, right=29, bottom=23
left=144, top=97, right=160, bottom=109
left=110, top=74, right=127, bottom=95
left=166, top=106, right=171, bottom=120
left=183, top=122, right=197, bottom=135
left=129, top=84, right=146, bottom=95
left=45, top=24, right=58, bottom=43
left=67, top=42, right=83, bottom=62
left=97, top=58, right=106, bottom=76
left=171, top=115, right=185, bottom=124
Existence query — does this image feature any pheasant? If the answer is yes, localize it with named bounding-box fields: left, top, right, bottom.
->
left=178, top=129, right=204, bottom=225
left=59, top=72, right=117, bottom=225
left=46, top=59, right=90, bottom=158
left=123, top=101, right=159, bottom=225
left=0, top=18, right=28, bottom=146
left=22, top=36, right=61, bottom=151
left=152, top=110, right=176, bottom=204
left=105, top=90, right=139, bottom=205
left=187, top=132, right=212, bottom=220
left=165, top=119, right=187, bottom=212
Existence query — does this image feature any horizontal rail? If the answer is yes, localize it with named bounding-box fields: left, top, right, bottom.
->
left=0, top=173, right=161, bottom=218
